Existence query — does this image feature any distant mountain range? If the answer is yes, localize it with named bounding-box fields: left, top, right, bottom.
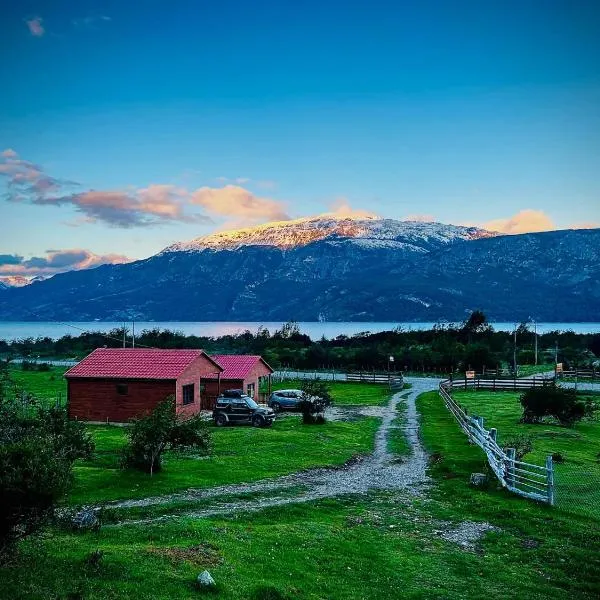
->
left=1, top=216, right=599, bottom=322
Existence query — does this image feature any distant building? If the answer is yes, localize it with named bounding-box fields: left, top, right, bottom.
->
left=65, top=348, right=223, bottom=423
left=203, top=355, right=274, bottom=404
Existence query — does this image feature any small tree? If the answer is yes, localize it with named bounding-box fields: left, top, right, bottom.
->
left=122, top=396, right=211, bottom=475
left=299, top=379, right=333, bottom=425
left=502, top=434, right=533, bottom=460
left=520, top=387, right=587, bottom=426
left=0, top=397, right=94, bottom=556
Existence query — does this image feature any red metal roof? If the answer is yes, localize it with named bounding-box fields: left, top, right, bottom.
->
left=65, top=348, right=222, bottom=380
left=209, top=355, right=274, bottom=380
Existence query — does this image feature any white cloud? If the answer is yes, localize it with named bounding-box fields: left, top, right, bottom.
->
left=483, top=209, right=555, bottom=234
left=191, top=185, right=290, bottom=227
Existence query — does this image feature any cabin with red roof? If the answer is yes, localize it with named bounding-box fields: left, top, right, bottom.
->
left=65, top=348, right=223, bottom=423
left=204, top=355, right=274, bottom=405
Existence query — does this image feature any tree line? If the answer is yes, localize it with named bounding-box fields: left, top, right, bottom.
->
left=2, top=313, right=600, bottom=373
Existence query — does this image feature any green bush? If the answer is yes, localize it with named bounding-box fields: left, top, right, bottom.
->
left=299, top=379, right=333, bottom=425
left=520, top=387, right=586, bottom=426
left=0, top=398, right=94, bottom=556
left=122, top=396, right=212, bottom=474
left=502, top=434, right=533, bottom=460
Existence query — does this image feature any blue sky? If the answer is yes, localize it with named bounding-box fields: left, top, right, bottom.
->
left=1, top=0, right=599, bottom=277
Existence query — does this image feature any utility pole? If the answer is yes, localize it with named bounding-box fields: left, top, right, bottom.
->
left=132, top=320, right=135, bottom=349
left=122, top=323, right=126, bottom=348
left=513, top=326, right=517, bottom=375
left=533, top=319, right=538, bottom=366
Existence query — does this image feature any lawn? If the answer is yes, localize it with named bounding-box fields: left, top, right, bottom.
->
left=517, top=364, right=555, bottom=377
left=451, top=389, right=600, bottom=518
left=70, top=416, right=381, bottom=505
left=1, top=393, right=599, bottom=599
left=7, top=365, right=68, bottom=405
left=3, top=373, right=599, bottom=599
left=270, top=380, right=391, bottom=406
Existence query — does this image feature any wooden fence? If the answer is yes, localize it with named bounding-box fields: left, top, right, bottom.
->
left=446, top=375, right=555, bottom=392
left=557, top=368, right=600, bottom=381
left=439, top=379, right=554, bottom=505
left=346, top=372, right=403, bottom=387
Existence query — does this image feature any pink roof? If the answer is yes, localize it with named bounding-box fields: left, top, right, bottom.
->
left=209, top=355, right=274, bottom=380
left=65, top=348, right=222, bottom=380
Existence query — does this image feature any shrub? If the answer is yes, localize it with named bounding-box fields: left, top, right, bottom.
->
left=0, top=397, right=94, bottom=556
left=520, top=387, right=586, bottom=426
left=122, top=396, right=211, bottom=475
left=299, top=379, right=333, bottom=425
left=502, top=434, right=533, bottom=460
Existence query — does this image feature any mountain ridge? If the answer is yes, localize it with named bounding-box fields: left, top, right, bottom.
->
left=0, top=220, right=598, bottom=322
left=163, top=216, right=496, bottom=253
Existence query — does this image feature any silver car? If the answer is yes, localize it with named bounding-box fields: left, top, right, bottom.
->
left=267, top=389, right=303, bottom=412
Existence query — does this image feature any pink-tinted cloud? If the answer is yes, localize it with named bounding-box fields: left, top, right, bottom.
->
left=0, top=249, right=131, bottom=282
left=569, top=222, right=600, bottom=230
left=43, top=187, right=210, bottom=228
left=25, top=17, right=45, bottom=37
left=0, top=150, right=210, bottom=228
left=483, top=209, right=555, bottom=234
left=191, top=185, right=290, bottom=227
left=325, top=199, right=378, bottom=219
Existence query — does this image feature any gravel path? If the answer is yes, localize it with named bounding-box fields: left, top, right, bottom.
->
left=107, top=378, right=442, bottom=524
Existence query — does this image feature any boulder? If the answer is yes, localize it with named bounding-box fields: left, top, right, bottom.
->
left=197, top=570, right=216, bottom=588
left=71, top=508, right=100, bottom=530
left=469, top=473, right=488, bottom=487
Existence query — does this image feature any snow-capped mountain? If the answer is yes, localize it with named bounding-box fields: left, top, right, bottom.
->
left=163, top=216, right=496, bottom=253
left=0, top=218, right=599, bottom=322
left=0, top=275, right=32, bottom=289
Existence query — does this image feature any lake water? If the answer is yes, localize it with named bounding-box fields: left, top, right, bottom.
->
left=1, top=321, right=600, bottom=341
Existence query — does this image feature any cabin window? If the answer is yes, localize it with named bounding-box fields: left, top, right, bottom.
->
left=247, top=383, right=255, bottom=398
left=116, top=383, right=128, bottom=396
left=182, top=384, right=194, bottom=405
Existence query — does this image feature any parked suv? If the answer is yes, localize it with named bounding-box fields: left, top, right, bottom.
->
left=213, top=390, right=275, bottom=427
left=267, top=389, right=304, bottom=412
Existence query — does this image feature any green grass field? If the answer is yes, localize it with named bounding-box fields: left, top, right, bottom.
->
left=2, top=391, right=599, bottom=599
left=517, top=364, right=555, bottom=377
left=70, top=416, right=380, bottom=505
left=451, top=390, right=600, bottom=517
left=2, top=370, right=599, bottom=599
left=7, top=365, right=68, bottom=405
left=270, top=380, right=391, bottom=406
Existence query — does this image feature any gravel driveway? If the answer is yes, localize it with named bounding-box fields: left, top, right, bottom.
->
left=106, top=378, right=442, bottom=524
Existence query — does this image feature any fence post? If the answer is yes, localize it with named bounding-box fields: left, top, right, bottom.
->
left=489, top=427, right=497, bottom=443
left=505, top=448, right=516, bottom=489
left=546, top=455, right=555, bottom=506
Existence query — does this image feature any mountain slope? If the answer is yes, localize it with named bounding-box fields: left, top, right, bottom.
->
left=164, top=216, right=494, bottom=252
left=0, top=219, right=598, bottom=322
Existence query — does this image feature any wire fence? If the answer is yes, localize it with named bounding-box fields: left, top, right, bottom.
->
left=439, top=380, right=554, bottom=504
left=552, top=464, right=600, bottom=520
left=440, top=378, right=600, bottom=519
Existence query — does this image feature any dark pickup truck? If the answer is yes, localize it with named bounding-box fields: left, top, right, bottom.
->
left=212, top=390, right=275, bottom=428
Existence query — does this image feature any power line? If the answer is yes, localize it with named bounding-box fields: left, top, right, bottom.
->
left=16, top=307, right=155, bottom=349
